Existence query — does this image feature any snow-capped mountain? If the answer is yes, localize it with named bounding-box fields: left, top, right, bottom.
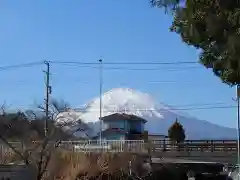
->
left=57, top=88, right=237, bottom=140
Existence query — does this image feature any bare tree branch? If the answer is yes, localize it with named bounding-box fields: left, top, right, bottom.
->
left=25, top=110, right=37, bottom=121
left=0, top=101, right=9, bottom=116
left=0, top=98, right=92, bottom=180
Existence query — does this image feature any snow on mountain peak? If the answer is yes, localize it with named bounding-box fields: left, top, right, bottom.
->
left=78, top=87, right=163, bottom=123
left=58, top=87, right=236, bottom=139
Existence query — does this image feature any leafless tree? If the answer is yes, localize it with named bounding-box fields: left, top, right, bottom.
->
left=0, top=99, right=89, bottom=180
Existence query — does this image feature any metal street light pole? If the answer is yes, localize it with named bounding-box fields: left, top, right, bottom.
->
left=99, top=59, right=103, bottom=145
left=232, top=84, right=240, bottom=179
left=237, top=84, right=240, bottom=178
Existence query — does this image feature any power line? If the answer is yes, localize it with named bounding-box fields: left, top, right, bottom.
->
left=164, top=102, right=230, bottom=107
left=49, top=60, right=198, bottom=65
left=74, top=105, right=236, bottom=112
left=97, top=66, right=200, bottom=71
left=0, top=74, right=202, bottom=86
left=0, top=61, right=43, bottom=71
left=164, top=105, right=236, bottom=110
left=52, top=64, right=200, bottom=71
left=49, top=61, right=202, bottom=72
left=50, top=77, right=197, bottom=84
left=0, top=61, right=232, bottom=113
left=0, top=61, right=200, bottom=73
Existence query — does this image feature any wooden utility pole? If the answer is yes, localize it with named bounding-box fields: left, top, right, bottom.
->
left=44, top=60, right=51, bottom=137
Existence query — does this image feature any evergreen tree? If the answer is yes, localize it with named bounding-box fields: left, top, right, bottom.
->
left=168, top=119, right=185, bottom=143
left=151, top=0, right=240, bottom=86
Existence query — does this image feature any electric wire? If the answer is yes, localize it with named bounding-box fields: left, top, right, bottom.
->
left=0, top=61, right=232, bottom=112
left=49, top=60, right=198, bottom=65
left=48, top=60, right=203, bottom=72
left=0, top=60, right=202, bottom=75
left=0, top=61, right=201, bottom=73
left=73, top=105, right=236, bottom=112
left=0, top=61, right=44, bottom=71
left=51, top=64, right=200, bottom=71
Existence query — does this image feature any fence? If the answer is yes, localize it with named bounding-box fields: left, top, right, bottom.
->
left=60, top=140, right=146, bottom=153
left=1, top=139, right=239, bottom=163
left=0, top=140, right=146, bottom=163
left=152, top=139, right=238, bottom=152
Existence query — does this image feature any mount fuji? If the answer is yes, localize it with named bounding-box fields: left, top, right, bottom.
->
left=58, top=88, right=236, bottom=140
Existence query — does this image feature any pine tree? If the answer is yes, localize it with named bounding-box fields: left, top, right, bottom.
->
left=151, top=0, right=240, bottom=86
left=168, top=118, right=185, bottom=143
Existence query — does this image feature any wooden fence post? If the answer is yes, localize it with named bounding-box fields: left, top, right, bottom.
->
left=143, top=131, right=152, bottom=165
left=211, top=140, right=214, bottom=152
left=163, top=139, right=166, bottom=152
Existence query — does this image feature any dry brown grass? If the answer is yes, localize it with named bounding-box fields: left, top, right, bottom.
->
left=1, top=148, right=146, bottom=180
left=0, top=146, right=19, bottom=164
left=0, top=151, right=14, bottom=164
left=48, top=150, right=137, bottom=180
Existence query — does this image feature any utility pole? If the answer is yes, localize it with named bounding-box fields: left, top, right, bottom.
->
left=99, top=59, right=103, bottom=144
left=234, top=84, right=240, bottom=179
left=44, top=60, right=51, bottom=137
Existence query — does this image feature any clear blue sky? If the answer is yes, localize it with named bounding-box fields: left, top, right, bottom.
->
left=0, top=0, right=236, bottom=128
